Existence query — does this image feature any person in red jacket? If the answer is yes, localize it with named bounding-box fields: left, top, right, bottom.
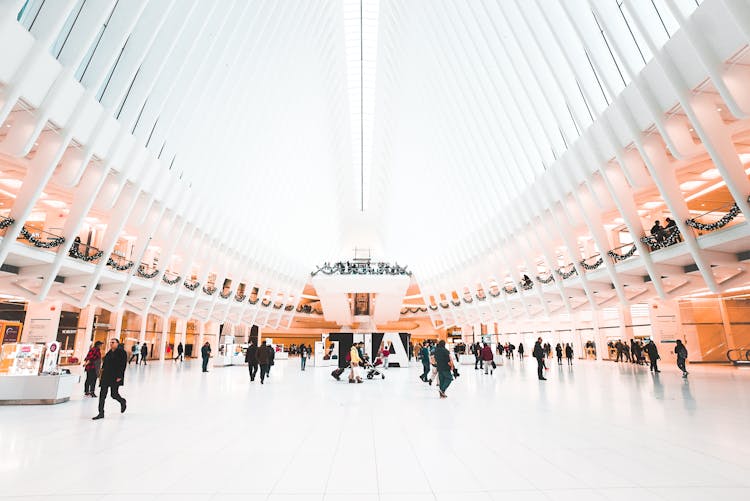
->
left=83, top=341, right=103, bottom=397
left=481, top=343, right=494, bottom=375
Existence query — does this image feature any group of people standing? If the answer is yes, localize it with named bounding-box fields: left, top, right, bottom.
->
left=650, top=218, right=681, bottom=245
left=531, top=339, right=573, bottom=379
left=554, top=343, right=574, bottom=366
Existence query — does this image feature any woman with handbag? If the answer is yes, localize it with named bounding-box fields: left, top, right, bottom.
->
left=83, top=341, right=103, bottom=397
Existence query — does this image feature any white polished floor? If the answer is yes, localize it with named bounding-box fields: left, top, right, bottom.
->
left=2, top=356, right=750, bottom=501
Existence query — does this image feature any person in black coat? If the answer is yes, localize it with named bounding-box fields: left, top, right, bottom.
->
left=565, top=343, right=573, bottom=366
left=257, top=341, right=271, bottom=384
left=267, top=344, right=275, bottom=377
left=201, top=342, right=211, bottom=372
left=644, top=340, right=660, bottom=373
left=533, top=338, right=546, bottom=381
left=245, top=341, right=258, bottom=381
left=140, top=342, right=148, bottom=365
left=675, top=339, right=688, bottom=377
left=93, top=339, right=127, bottom=420
left=174, top=342, right=184, bottom=362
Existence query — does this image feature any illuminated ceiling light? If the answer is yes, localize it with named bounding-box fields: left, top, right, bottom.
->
left=344, top=0, right=379, bottom=212
left=739, top=153, right=750, bottom=164
left=0, top=179, right=22, bottom=189
left=613, top=217, right=625, bottom=224
left=679, top=180, right=705, bottom=191
left=42, top=200, right=67, bottom=209
left=84, top=217, right=99, bottom=224
left=700, top=168, right=720, bottom=179
left=642, top=201, right=662, bottom=209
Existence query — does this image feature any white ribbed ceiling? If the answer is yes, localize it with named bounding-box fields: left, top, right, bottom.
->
left=13, top=0, right=704, bottom=287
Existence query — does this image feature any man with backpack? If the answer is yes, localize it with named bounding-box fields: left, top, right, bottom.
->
left=533, top=337, right=546, bottom=381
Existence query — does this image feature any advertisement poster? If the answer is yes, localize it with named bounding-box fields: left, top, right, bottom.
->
left=2, top=323, right=21, bottom=344
left=42, top=341, right=61, bottom=373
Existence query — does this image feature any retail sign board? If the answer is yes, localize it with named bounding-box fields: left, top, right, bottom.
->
left=42, top=341, right=60, bottom=373
left=2, top=323, right=21, bottom=344
left=27, top=318, right=52, bottom=343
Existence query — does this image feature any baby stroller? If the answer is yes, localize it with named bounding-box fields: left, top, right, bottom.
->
left=366, top=355, right=385, bottom=380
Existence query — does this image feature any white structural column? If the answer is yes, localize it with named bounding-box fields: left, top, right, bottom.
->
left=197, top=321, right=205, bottom=358
left=113, top=310, right=124, bottom=341
left=159, top=316, right=170, bottom=362
left=138, top=314, right=148, bottom=345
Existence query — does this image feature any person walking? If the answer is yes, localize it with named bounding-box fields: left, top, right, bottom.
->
left=518, top=342, right=524, bottom=362
left=481, top=342, right=494, bottom=375
left=380, top=342, right=390, bottom=370
left=675, top=340, right=689, bottom=377
left=433, top=340, right=454, bottom=398
left=245, top=340, right=258, bottom=381
left=140, top=342, right=148, bottom=365
left=174, top=342, right=184, bottom=362
left=92, top=339, right=127, bottom=420
left=615, top=340, right=623, bottom=362
left=348, top=343, right=363, bottom=383
left=555, top=343, right=563, bottom=366
left=201, top=341, right=211, bottom=372
left=565, top=343, right=573, bottom=366
left=267, top=344, right=275, bottom=378
left=644, top=339, right=660, bottom=373
left=419, top=341, right=431, bottom=382
left=128, top=343, right=139, bottom=364
left=533, top=337, right=546, bottom=381
left=623, top=342, right=631, bottom=362
left=632, top=340, right=643, bottom=365
left=300, top=343, right=308, bottom=371
left=257, top=341, right=271, bottom=384
left=83, top=341, right=103, bottom=397
left=473, top=342, right=483, bottom=370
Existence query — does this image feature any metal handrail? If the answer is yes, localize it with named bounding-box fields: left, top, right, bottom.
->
left=727, top=348, right=750, bottom=364
left=0, top=215, right=14, bottom=232
left=610, top=242, right=636, bottom=253
left=69, top=241, right=104, bottom=260
left=690, top=201, right=741, bottom=220
left=18, top=225, right=66, bottom=249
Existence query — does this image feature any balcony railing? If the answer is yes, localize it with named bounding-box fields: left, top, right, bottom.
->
left=641, top=225, right=682, bottom=251
left=579, top=253, right=604, bottom=271
left=607, top=242, right=638, bottom=263
left=68, top=241, right=104, bottom=263
left=0, top=216, right=14, bottom=233
left=106, top=253, right=134, bottom=271
left=162, top=271, right=181, bottom=285
left=18, top=226, right=66, bottom=249
left=686, top=200, right=746, bottom=235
